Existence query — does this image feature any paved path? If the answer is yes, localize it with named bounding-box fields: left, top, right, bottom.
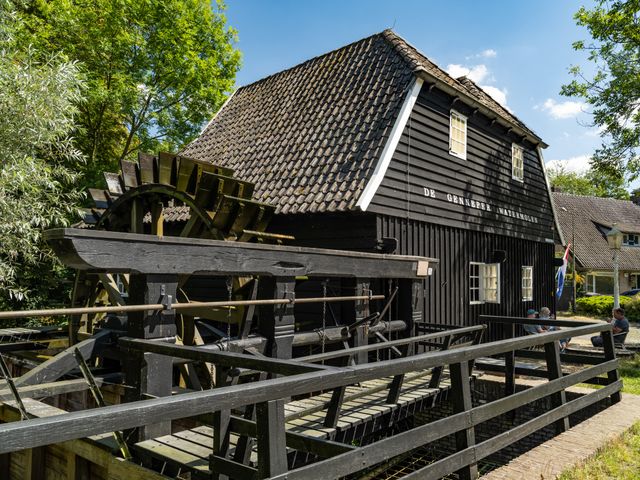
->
left=480, top=389, right=640, bottom=480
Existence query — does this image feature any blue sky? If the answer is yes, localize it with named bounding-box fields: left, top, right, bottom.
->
left=224, top=0, right=599, bottom=174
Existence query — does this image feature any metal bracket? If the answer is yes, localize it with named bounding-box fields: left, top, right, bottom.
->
left=160, top=284, right=173, bottom=310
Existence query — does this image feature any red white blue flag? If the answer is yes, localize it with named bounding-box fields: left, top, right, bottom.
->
left=556, top=243, right=571, bottom=299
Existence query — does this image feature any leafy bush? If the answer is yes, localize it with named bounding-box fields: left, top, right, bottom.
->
left=576, top=295, right=640, bottom=321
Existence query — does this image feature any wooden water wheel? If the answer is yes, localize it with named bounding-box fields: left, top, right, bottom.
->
left=69, top=152, right=288, bottom=349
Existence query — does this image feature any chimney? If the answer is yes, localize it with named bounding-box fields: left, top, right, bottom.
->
left=631, top=188, right=640, bottom=205
left=551, top=185, right=563, bottom=193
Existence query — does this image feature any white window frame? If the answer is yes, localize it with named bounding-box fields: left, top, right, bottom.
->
left=623, top=234, right=639, bottom=246
left=449, top=110, right=467, bottom=160
left=512, top=143, right=524, bottom=182
left=522, top=266, right=533, bottom=301
left=469, top=262, right=501, bottom=304
left=470, top=262, right=482, bottom=305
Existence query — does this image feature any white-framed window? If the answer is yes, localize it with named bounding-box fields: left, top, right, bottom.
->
left=470, top=262, right=482, bottom=304
left=623, top=234, right=639, bottom=246
left=449, top=110, right=467, bottom=160
left=522, top=266, right=533, bottom=301
left=585, top=272, right=614, bottom=295
left=512, top=143, right=524, bottom=182
left=469, top=262, right=501, bottom=304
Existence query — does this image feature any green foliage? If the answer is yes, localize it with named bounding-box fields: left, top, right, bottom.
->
left=547, top=163, right=630, bottom=199
left=0, top=8, right=85, bottom=312
left=575, top=295, right=640, bottom=320
left=561, top=0, right=640, bottom=180
left=14, top=0, right=241, bottom=187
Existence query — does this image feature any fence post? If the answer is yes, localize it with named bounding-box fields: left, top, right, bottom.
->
left=544, top=340, right=570, bottom=433
left=256, top=399, right=288, bottom=479
left=504, top=323, right=516, bottom=396
left=601, top=329, right=622, bottom=404
left=450, top=361, right=478, bottom=480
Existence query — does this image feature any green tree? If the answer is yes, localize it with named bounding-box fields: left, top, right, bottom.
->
left=561, top=0, right=640, bottom=179
left=15, top=0, right=240, bottom=186
left=0, top=7, right=85, bottom=312
left=547, top=163, right=630, bottom=199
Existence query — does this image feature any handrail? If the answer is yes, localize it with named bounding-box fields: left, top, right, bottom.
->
left=480, top=314, right=600, bottom=328
left=0, top=320, right=615, bottom=454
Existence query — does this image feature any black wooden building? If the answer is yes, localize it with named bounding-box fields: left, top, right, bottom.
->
left=182, top=30, right=562, bottom=329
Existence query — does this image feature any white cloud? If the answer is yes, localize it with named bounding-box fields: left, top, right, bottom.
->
left=466, top=49, right=497, bottom=60
left=546, top=155, right=591, bottom=174
left=479, top=85, right=508, bottom=108
left=446, top=63, right=489, bottom=83
left=585, top=125, right=606, bottom=137
left=539, top=98, right=586, bottom=119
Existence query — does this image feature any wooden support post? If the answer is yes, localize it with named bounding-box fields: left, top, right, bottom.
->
left=342, top=279, right=371, bottom=364
left=124, top=274, right=177, bottom=441
left=386, top=345, right=409, bottom=404
left=450, top=361, right=478, bottom=480
left=24, top=447, right=46, bottom=480
left=398, top=278, right=424, bottom=354
left=429, top=333, right=454, bottom=389
left=213, top=367, right=232, bottom=480
left=544, top=340, right=570, bottom=434
left=0, top=453, right=9, bottom=479
left=504, top=323, right=516, bottom=396
left=258, top=277, right=296, bottom=360
left=601, top=330, right=622, bottom=404
left=256, top=400, right=288, bottom=479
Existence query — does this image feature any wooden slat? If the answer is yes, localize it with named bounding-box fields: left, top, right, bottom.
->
left=157, top=152, right=176, bottom=186
left=120, top=160, right=139, bottom=189
left=138, top=152, right=157, bottom=184
left=176, top=156, right=197, bottom=193
left=103, top=172, right=123, bottom=196
left=88, top=189, right=111, bottom=209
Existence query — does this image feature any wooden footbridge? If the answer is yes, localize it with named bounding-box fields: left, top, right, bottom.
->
left=0, top=227, right=623, bottom=479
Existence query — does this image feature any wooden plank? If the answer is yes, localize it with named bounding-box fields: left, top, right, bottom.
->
left=157, top=152, right=176, bottom=186
left=120, top=160, right=139, bottom=189
left=211, top=455, right=257, bottom=480
left=176, top=156, right=197, bottom=193
left=138, top=152, right=157, bottom=184
left=13, top=330, right=111, bottom=387
left=119, top=337, right=332, bottom=375
left=45, top=228, right=436, bottom=279
left=103, top=172, right=123, bottom=196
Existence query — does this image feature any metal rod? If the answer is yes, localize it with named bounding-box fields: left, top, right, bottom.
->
left=0, top=294, right=385, bottom=320
left=0, top=354, right=30, bottom=420
left=72, top=348, right=132, bottom=460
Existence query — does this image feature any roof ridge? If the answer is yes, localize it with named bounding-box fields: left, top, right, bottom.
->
left=553, top=191, right=636, bottom=203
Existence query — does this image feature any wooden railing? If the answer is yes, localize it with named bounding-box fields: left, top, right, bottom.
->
left=0, top=321, right=620, bottom=480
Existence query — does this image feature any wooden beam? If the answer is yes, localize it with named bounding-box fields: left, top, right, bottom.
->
left=544, top=341, right=570, bottom=434
left=13, top=330, right=111, bottom=387
left=118, top=337, right=333, bottom=375
left=44, top=228, right=436, bottom=279
left=450, top=362, right=477, bottom=480
left=0, top=375, right=121, bottom=403
left=0, top=324, right=616, bottom=454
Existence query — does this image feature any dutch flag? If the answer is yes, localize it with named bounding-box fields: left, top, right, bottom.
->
left=556, top=243, right=571, bottom=299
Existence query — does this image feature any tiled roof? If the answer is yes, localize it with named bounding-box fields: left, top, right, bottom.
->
left=553, top=192, right=640, bottom=270
left=183, top=29, right=544, bottom=214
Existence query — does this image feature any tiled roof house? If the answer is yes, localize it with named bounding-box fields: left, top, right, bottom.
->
left=553, top=192, right=640, bottom=294
left=183, top=30, right=560, bottom=327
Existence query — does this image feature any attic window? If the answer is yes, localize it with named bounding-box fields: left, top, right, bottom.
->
left=512, top=143, right=524, bottom=182
left=449, top=110, right=467, bottom=160
left=624, top=234, right=639, bottom=246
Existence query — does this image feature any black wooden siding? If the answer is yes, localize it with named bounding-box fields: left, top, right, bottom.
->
left=377, top=214, right=556, bottom=335
left=369, top=85, right=557, bottom=244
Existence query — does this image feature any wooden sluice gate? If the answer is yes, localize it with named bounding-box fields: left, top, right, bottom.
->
left=0, top=228, right=624, bottom=479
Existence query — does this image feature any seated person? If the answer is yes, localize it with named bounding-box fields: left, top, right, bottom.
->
left=539, top=306, right=570, bottom=350
left=591, top=307, right=629, bottom=347
left=523, top=308, right=544, bottom=334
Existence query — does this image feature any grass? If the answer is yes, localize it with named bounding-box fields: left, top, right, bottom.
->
left=558, top=354, right=640, bottom=478
left=557, top=421, right=640, bottom=480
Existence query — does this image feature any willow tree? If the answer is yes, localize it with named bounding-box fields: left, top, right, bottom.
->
left=15, top=0, right=241, bottom=186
